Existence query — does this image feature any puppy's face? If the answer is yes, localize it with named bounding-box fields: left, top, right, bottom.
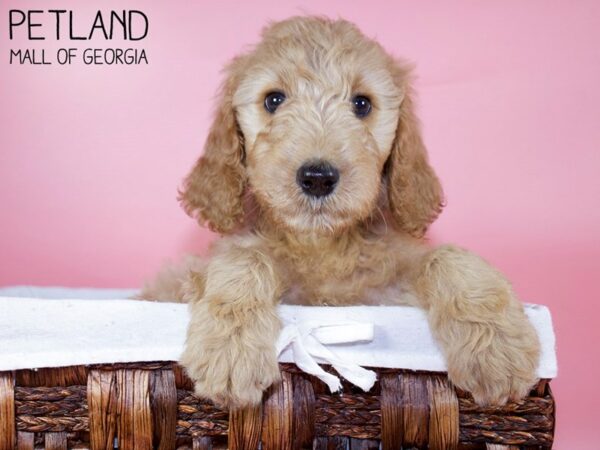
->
left=234, top=21, right=402, bottom=233
left=180, top=18, right=443, bottom=238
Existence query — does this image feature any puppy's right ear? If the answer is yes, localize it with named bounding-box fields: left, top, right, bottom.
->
left=386, top=60, right=444, bottom=237
left=179, top=58, right=247, bottom=234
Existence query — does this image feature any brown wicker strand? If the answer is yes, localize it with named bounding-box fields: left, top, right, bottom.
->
left=315, top=393, right=380, bottom=410
left=115, top=369, right=153, bottom=449
left=42, top=432, right=89, bottom=449
left=16, top=414, right=88, bottom=432
left=87, top=370, right=117, bottom=450
left=228, top=405, right=262, bottom=450
left=261, top=370, right=293, bottom=450
left=458, top=396, right=554, bottom=415
left=315, top=406, right=380, bottom=426
left=399, top=371, right=430, bottom=447
left=460, top=413, right=554, bottom=432
left=291, top=374, right=315, bottom=449
left=44, top=431, right=68, bottom=450
left=91, top=362, right=174, bottom=371
left=16, top=366, right=88, bottom=388
left=0, top=372, right=16, bottom=450
left=380, top=374, right=402, bottom=448
left=314, top=423, right=380, bottom=439
left=173, top=365, right=194, bottom=391
left=16, top=431, right=34, bottom=450
left=150, top=369, right=177, bottom=450
left=177, top=392, right=228, bottom=422
left=459, top=428, right=554, bottom=446
left=14, top=386, right=86, bottom=402
left=16, top=399, right=87, bottom=417
left=176, top=417, right=228, bottom=437
left=427, top=375, right=459, bottom=450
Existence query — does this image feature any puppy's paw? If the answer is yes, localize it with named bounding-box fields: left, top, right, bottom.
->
left=422, top=246, right=541, bottom=406
left=181, top=341, right=280, bottom=409
left=446, top=333, right=539, bottom=406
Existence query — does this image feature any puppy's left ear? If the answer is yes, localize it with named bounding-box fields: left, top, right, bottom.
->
left=178, top=57, right=247, bottom=234
left=386, top=61, right=444, bottom=237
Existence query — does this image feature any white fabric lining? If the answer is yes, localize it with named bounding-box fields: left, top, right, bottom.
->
left=0, top=287, right=557, bottom=379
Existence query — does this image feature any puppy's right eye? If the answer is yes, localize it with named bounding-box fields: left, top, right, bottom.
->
left=264, top=91, right=286, bottom=113
left=352, top=95, right=372, bottom=118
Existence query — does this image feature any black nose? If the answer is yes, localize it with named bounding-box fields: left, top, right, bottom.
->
left=296, top=162, right=340, bottom=198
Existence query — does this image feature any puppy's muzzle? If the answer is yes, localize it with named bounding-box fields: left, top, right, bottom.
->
left=296, top=161, right=339, bottom=198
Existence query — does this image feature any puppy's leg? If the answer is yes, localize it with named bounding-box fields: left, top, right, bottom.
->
left=138, top=256, right=206, bottom=302
left=415, top=245, right=540, bottom=405
left=180, top=238, right=282, bottom=408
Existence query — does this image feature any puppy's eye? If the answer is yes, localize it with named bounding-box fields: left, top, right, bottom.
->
left=264, top=91, right=286, bottom=113
left=352, top=95, right=372, bottom=118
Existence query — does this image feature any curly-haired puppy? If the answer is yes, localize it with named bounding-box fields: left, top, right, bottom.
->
left=143, top=16, right=540, bottom=408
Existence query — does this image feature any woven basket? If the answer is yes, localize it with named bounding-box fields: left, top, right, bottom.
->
left=0, top=361, right=554, bottom=450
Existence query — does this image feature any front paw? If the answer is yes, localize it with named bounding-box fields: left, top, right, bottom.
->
left=181, top=340, right=280, bottom=409
left=446, top=330, right=539, bottom=406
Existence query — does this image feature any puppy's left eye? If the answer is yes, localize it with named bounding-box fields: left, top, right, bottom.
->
left=264, top=91, right=286, bottom=113
left=352, top=95, right=372, bottom=118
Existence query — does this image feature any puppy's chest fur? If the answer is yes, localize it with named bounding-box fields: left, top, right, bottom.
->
left=266, top=228, right=422, bottom=307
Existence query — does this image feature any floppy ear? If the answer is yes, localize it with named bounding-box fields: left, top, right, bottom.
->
left=386, top=63, right=444, bottom=237
left=178, top=59, right=246, bottom=234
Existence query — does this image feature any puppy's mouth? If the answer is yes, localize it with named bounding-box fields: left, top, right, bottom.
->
left=296, top=186, right=341, bottom=220
left=251, top=166, right=375, bottom=235
left=305, top=196, right=329, bottom=212
left=281, top=189, right=361, bottom=234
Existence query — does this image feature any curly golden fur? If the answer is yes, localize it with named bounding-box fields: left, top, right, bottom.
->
left=142, top=16, right=540, bottom=409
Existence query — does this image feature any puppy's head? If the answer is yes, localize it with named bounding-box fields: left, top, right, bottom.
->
left=180, top=17, right=443, bottom=237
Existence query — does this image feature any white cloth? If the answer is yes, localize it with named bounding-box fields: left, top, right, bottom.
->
left=0, top=285, right=139, bottom=300
left=0, top=287, right=557, bottom=391
left=276, top=321, right=377, bottom=392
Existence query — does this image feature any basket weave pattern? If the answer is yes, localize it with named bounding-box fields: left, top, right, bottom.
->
left=0, top=362, right=554, bottom=449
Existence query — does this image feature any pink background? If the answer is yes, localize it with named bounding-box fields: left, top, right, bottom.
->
left=1, top=1, right=599, bottom=447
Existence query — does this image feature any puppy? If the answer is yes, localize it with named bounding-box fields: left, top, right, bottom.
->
left=144, top=16, right=540, bottom=409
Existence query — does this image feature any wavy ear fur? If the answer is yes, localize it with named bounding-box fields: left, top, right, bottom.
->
left=178, top=58, right=247, bottom=234
left=386, top=61, right=444, bottom=237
